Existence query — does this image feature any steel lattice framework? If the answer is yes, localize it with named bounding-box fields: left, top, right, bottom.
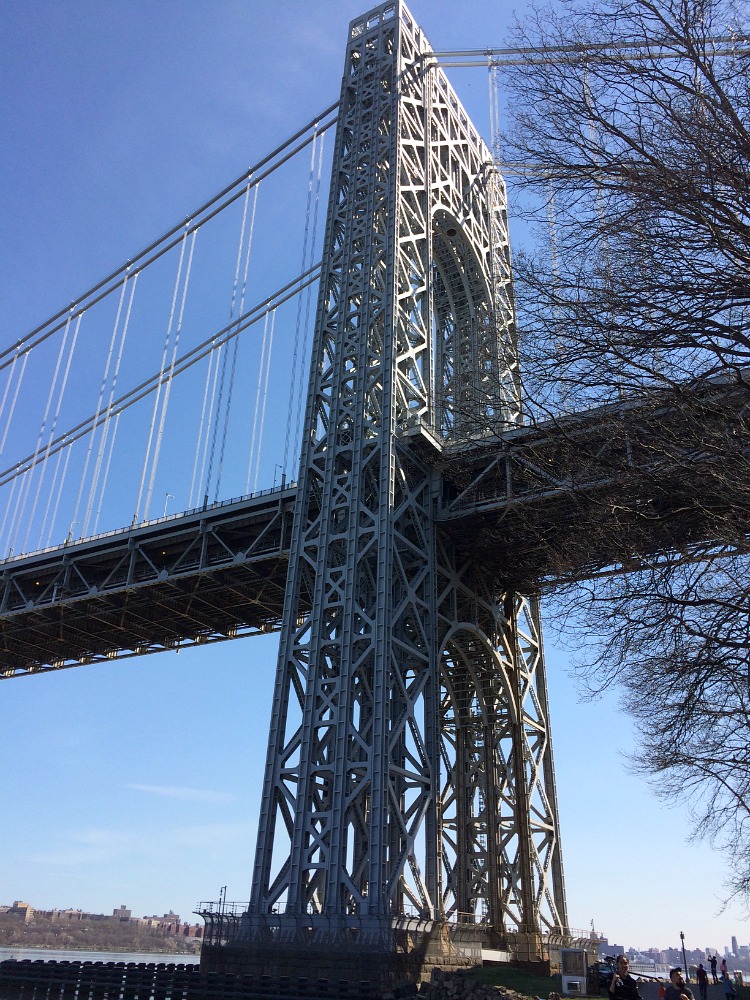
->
left=245, top=0, right=567, bottom=952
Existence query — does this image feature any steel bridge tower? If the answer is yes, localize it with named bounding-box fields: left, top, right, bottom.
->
left=223, top=0, right=568, bottom=981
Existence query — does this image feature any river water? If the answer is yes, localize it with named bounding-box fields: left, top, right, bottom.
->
left=0, top=946, right=200, bottom=965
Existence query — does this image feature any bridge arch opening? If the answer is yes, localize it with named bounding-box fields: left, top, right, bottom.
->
left=431, top=210, right=494, bottom=441
left=439, top=625, right=519, bottom=931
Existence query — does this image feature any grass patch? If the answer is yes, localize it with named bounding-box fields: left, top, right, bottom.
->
left=465, top=964, right=564, bottom=997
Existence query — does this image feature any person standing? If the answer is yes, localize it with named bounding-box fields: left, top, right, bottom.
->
left=710, top=958, right=719, bottom=985
left=721, top=972, right=737, bottom=1000
left=609, top=956, right=644, bottom=1000
left=721, top=960, right=728, bottom=979
left=665, top=968, right=696, bottom=1000
left=697, top=964, right=709, bottom=1000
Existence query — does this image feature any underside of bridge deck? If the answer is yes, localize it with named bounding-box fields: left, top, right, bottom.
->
left=0, top=490, right=296, bottom=678
left=439, top=376, right=750, bottom=588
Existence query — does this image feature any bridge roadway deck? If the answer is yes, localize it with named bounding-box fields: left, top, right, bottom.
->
left=2, top=377, right=747, bottom=677
left=437, top=374, right=750, bottom=587
left=0, top=488, right=296, bottom=678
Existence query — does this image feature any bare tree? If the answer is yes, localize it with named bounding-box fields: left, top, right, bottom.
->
left=491, top=0, right=750, bottom=895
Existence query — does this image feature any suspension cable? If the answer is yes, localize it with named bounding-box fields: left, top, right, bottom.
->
left=284, top=128, right=322, bottom=477
left=93, top=411, right=121, bottom=535
left=79, top=274, right=132, bottom=537
left=46, top=445, right=74, bottom=548
left=200, top=344, right=223, bottom=509
left=252, top=309, right=276, bottom=493
left=0, top=354, right=18, bottom=438
left=8, top=314, right=80, bottom=551
left=0, top=350, right=30, bottom=456
left=291, top=131, right=327, bottom=476
left=0, top=474, right=20, bottom=557
left=488, top=61, right=500, bottom=162
left=0, top=263, right=322, bottom=491
left=40, top=445, right=66, bottom=548
left=246, top=309, right=276, bottom=493
left=39, top=313, right=84, bottom=541
left=88, top=272, right=139, bottom=535
left=190, top=346, right=218, bottom=510
left=215, top=181, right=261, bottom=501
left=144, top=229, right=197, bottom=519
left=206, top=179, right=255, bottom=505
left=244, top=312, right=268, bottom=496
left=422, top=37, right=749, bottom=69
left=22, top=306, right=82, bottom=552
left=0, top=104, right=340, bottom=374
left=134, top=227, right=190, bottom=522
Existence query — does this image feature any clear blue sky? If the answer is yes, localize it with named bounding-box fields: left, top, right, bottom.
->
left=0, top=0, right=746, bottom=956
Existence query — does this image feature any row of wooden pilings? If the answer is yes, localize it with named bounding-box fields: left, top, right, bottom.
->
left=0, top=959, right=389, bottom=1000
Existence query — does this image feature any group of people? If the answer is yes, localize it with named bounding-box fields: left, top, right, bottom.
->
left=696, top=957, right=735, bottom=1000
left=608, top=955, right=739, bottom=1000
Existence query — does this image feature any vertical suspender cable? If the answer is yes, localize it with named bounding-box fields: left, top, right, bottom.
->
left=245, top=311, right=272, bottom=494
left=0, top=350, right=30, bottom=456
left=211, top=181, right=253, bottom=502
left=6, top=470, right=30, bottom=558
left=134, top=227, right=189, bottom=522
left=0, top=355, right=19, bottom=442
left=215, top=182, right=260, bottom=501
left=199, top=344, right=223, bottom=508
left=35, top=313, right=84, bottom=548
left=81, top=271, right=136, bottom=535
left=78, top=281, right=128, bottom=536
left=204, top=331, right=232, bottom=503
left=204, top=179, right=254, bottom=505
left=22, top=310, right=82, bottom=552
left=0, top=474, right=20, bottom=557
left=583, top=62, right=621, bottom=401
left=10, top=313, right=80, bottom=553
left=284, top=130, right=319, bottom=476
left=251, top=308, right=276, bottom=493
left=40, top=446, right=66, bottom=549
left=16, top=315, right=75, bottom=552
left=189, top=348, right=218, bottom=509
left=144, top=229, right=196, bottom=518
left=89, top=273, right=139, bottom=535
left=488, top=61, right=501, bottom=162
left=46, top=443, right=74, bottom=548
left=93, top=411, right=122, bottom=533
left=287, top=130, right=325, bottom=476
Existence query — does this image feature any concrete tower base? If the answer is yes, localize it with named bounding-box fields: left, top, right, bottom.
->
left=200, top=921, right=484, bottom=991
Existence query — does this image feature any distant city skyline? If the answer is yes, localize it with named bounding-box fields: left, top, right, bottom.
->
left=597, top=936, right=750, bottom=966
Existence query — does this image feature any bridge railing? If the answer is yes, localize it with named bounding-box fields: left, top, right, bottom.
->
left=0, top=481, right=297, bottom=567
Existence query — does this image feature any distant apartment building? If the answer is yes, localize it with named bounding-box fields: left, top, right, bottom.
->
left=6, top=902, right=33, bottom=923
left=131, top=911, right=202, bottom=939
left=1, top=899, right=203, bottom=939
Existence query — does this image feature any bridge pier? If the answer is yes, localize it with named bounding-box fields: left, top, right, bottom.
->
left=199, top=917, right=484, bottom=989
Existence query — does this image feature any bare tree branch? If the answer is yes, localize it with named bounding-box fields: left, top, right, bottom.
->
left=488, top=0, right=750, bottom=898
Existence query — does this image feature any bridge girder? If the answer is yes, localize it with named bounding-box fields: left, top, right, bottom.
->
left=0, top=490, right=294, bottom=678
